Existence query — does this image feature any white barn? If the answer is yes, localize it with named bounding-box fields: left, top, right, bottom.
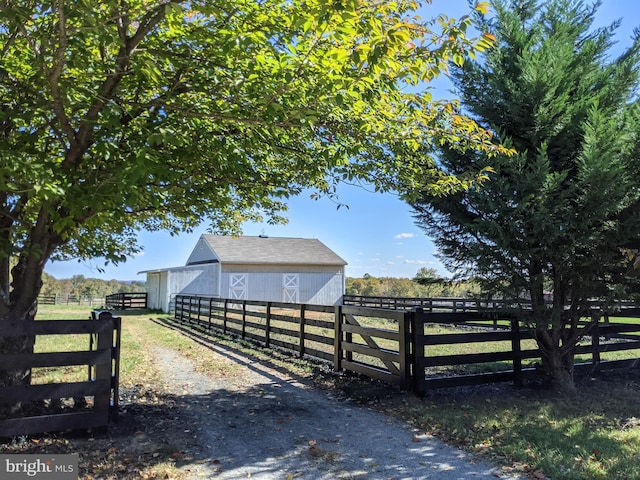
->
left=141, top=235, right=347, bottom=312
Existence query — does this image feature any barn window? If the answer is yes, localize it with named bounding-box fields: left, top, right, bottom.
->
left=283, top=274, right=299, bottom=303
left=229, top=274, right=247, bottom=299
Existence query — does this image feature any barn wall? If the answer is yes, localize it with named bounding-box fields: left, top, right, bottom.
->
left=145, top=271, right=171, bottom=311
left=169, top=264, right=219, bottom=297
left=159, top=272, right=169, bottom=311
left=146, top=273, right=162, bottom=310
left=220, top=264, right=344, bottom=305
left=145, top=264, right=220, bottom=312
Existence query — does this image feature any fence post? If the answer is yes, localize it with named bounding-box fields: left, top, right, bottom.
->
left=591, top=321, right=601, bottom=374
left=265, top=302, right=272, bottom=348
left=111, top=316, right=122, bottom=421
left=241, top=301, right=247, bottom=340
left=299, top=304, right=306, bottom=358
left=398, top=311, right=412, bottom=390
left=208, top=298, right=213, bottom=331
left=333, top=305, right=343, bottom=372
left=94, top=312, right=114, bottom=425
left=223, top=299, right=228, bottom=334
left=412, top=308, right=426, bottom=395
left=510, top=318, right=523, bottom=387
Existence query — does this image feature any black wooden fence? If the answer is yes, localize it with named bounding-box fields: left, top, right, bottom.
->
left=342, top=295, right=491, bottom=311
left=174, top=296, right=413, bottom=389
left=0, top=312, right=121, bottom=437
left=411, top=311, right=640, bottom=393
left=343, top=294, right=640, bottom=315
left=174, top=294, right=640, bottom=395
left=105, top=292, right=147, bottom=310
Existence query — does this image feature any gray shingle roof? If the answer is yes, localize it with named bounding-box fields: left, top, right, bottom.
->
left=201, top=235, right=347, bottom=266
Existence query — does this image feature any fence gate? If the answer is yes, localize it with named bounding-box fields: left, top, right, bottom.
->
left=334, top=306, right=413, bottom=390
left=0, top=312, right=121, bottom=437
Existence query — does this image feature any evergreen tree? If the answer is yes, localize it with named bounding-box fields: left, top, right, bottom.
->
left=410, top=0, right=640, bottom=391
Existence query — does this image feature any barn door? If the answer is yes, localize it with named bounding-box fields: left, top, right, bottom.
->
left=229, top=274, right=247, bottom=299
left=283, top=274, right=299, bottom=303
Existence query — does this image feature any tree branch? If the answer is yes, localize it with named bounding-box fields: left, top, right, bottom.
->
left=44, top=0, right=78, bottom=148
left=69, top=1, right=180, bottom=166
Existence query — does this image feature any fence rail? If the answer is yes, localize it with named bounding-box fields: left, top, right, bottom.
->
left=105, top=292, right=147, bottom=310
left=411, top=312, right=640, bottom=393
left=0, top=312, right=121, bottom=437
left=37, top=294, right=105, bottom=306
left=174, top=294, right=640, bottom=395
left=343, top=295, right=640, bottom=315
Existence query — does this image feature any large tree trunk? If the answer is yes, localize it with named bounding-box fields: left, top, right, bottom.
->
left=0, top=241, right=49, bottom=419
left=538, top=340, right=576, bottom=393
left=528, top=267, right=580, bottom=393
left=0, top=305, right=38, bottom=420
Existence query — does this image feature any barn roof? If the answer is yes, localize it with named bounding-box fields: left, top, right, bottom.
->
left=194, top=235, right=347, bottom=266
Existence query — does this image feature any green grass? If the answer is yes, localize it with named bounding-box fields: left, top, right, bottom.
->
left=35, top=304, right=101, bottom=320
left=31, top=305, right=95, bottom=384
left=384, top=375, right=640, bottom=480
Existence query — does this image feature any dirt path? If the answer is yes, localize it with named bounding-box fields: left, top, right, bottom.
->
left=149, top=340, right=523, bottom=480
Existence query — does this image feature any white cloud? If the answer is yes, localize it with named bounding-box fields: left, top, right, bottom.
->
left=393, top=232, right=416, bottom=240
left=404, top=259, right=430, bottom=265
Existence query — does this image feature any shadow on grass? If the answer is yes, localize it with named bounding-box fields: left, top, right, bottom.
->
left=147, top=315, right=339, bottom=391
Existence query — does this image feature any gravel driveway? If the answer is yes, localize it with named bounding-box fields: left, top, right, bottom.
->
left=150, top=340, right=524, bottom=480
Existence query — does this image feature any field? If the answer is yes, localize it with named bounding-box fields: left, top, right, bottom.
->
left=5, top=305, right=640, bottom=479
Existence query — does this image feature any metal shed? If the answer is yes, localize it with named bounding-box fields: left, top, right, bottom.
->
left=140, top=235, right=347, bottom=312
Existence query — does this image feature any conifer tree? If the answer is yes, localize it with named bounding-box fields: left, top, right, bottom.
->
left=410, top=0, right=640, bottom=391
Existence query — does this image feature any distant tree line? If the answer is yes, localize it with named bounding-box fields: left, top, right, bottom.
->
left=346, top=268, right=480, bottom=298
left=40, top=273, right=146, bottom=299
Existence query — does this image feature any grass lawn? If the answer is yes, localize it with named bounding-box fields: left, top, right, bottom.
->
left=374, top=375, right=640, bottom=480
left=22, top=305, right=640, bottom=479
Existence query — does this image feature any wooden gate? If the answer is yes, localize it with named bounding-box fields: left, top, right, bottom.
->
left=334, top=306, right=413, bottom=389
left=0, top=312, right=121, bottom=437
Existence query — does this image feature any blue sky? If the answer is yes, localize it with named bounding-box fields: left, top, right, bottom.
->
left=44, top=0, right=639, bottom=282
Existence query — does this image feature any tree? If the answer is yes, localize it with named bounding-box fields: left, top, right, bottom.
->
left=410, top=0, right=640, bottom=391
left=345, top=271, right=480, bottom=298
left=0, top=0, right=510, bottom=392
left=412, top=267, right=443, bottom=285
